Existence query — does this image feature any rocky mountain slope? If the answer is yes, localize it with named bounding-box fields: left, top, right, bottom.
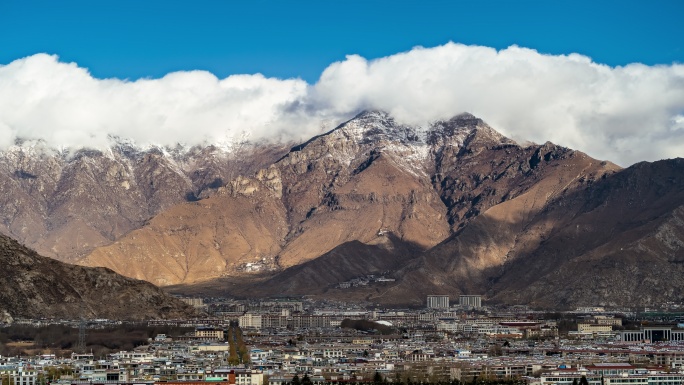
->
left=81, top=111, right=457, bottom=285
left=0, top=233, right=197, bottom=322
left=0, top=139, right=290, bottom=262
left=169, top=234, right=422, bottom=299
left=199, top=158, right=683, bottom=309
left=362, top=158, right=684, bottom=308
left=80, top=112, right=617, bottom=291
left=6, top=109, right=682, bottom=308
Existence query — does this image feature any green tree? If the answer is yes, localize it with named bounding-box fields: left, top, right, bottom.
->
left=373, top=372, right=383, bottom=384
left=301, top=374, right=312, bottom=385
left=572, top=378, right=579, bottom=385
left=579, top=376, right=589, bottom=385
left=291, top=374, right=300, bottom=385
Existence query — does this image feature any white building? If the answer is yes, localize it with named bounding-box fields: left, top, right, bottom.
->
left=459, top=295, right=482, bottom=308
left=427, top=295, right=449, bottom=309
left=0, top=366, right=38, bottom=385
left=436, top=321, right=460, bottom=333
left=239, top=313, right=263, bottom=329
left=540, top=365, right=684, bottom=385
left=618, top=326, right=684, bottom=342
left=211, top=369, right=264, bottom=385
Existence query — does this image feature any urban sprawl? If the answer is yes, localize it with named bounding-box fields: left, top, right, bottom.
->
left=4, top=296, right=684, bottom=385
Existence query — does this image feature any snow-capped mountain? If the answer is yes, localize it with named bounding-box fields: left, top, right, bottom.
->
left=0, top=138, right=291, bottom=261
left=2, top=110, right=683, bottom=309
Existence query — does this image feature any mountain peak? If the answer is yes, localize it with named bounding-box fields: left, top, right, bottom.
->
left=427, top=112, right=513, bottom=149
left=289, top=110, right=513, bottom=158
left=445, top=112, right=484, bottom=128
left=335, top=110, right=420, bottom=145
left=351, top=109, right=393, bottom=120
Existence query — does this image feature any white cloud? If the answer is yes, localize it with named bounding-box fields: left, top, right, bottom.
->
left=309, top=44, right=684, bottom=165
left=1, top=43, right=683, bottom=165
left=0, top=53, right=312, bottom=150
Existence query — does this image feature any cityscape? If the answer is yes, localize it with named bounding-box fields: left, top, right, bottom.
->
left=4, top=296, right=684, bottom=385
left=1, top=4, right=683, bottom=385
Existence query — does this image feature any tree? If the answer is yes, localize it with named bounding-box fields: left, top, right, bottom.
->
left=374, top=372, right=383, bottom=384
left=572, top=378, right=579, bottom=385
left=291, top=374, right=300, bottom=385
left=302, top=374, right=312, bottom=385
left=579, top=376, right=589, bottom=385
left=488, top=344, right=503, bottom=357
left=393, top=371, right=403, bottom=385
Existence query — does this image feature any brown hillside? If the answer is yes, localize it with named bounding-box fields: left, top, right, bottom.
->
left=0, top=233, right=197, bottom=321
left=0, top=142, right=290, bottom=262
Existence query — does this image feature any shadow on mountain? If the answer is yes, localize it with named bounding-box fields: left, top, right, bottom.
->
left=168, top=158, right=684, bottom=309
left=167, top=234, right=426, bottom=299
left=0, top=233, right=197, bottom=320
left=377, top=158, right=684, bottom=308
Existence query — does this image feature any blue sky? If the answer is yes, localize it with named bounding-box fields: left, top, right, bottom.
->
left=0, top=0, right=683, bottom=165
left=1, top=0, right=682, bottom=82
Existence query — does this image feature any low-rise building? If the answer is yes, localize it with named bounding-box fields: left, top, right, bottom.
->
left=577, top=323, right=612, bottom=333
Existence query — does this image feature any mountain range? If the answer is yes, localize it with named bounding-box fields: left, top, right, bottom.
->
left=0, top=138, right=290, bottom=262
left=1, top=110, right=682, bottom=310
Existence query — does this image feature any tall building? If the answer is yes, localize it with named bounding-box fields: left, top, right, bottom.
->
left=459, top=295, right=482, bottom=308
left=239, top=313, right=263, bottom=329
left=427, top=295, right=450, bottom=309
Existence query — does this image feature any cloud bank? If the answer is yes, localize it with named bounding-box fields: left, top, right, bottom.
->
left=1, top=43, right=683, bottom=165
